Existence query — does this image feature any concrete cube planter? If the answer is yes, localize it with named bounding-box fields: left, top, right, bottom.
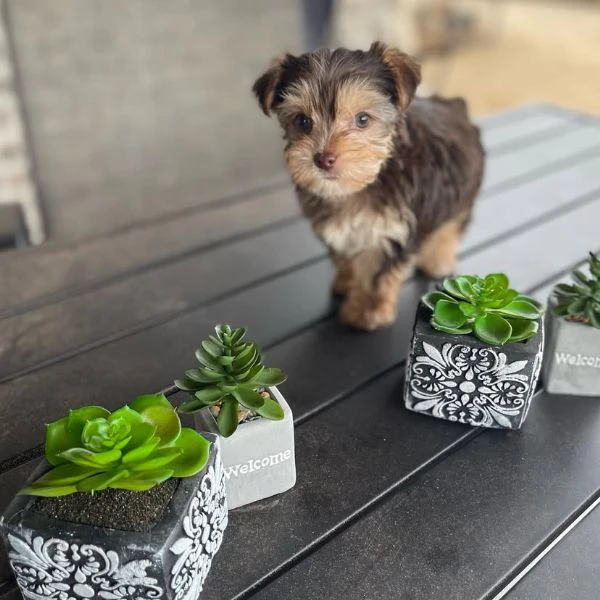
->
left=194, top=386, right=296, bottom=509
left=543, top=309, right=600, bottom=396
left=404, top=304, right=545, bottom=429
left=0, top=434, right=227, bottom=600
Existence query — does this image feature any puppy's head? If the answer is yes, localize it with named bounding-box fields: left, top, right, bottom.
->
left=253, top=42, right=421, bottom=199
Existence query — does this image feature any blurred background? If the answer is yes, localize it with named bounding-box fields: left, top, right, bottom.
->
left=0, top=0, right=599, bottom=251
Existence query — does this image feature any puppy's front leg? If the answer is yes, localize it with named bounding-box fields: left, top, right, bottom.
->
left=339, top=248, right=414, bottom=331
left=331, top=253, right=354, bottom=296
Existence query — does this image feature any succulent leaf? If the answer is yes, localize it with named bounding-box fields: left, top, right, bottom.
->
left=495, top=299, right=541, bottom=319
left=423, top=272, right=543, bottom=345
left=232, top=387, right=265, bottom=410
left=422, top=290, right=453, bottom=310
left=473, top=313, right=512, bottom=345
left=253, top=368, right=288, bottom=387
left=433, top=300, right=468, bottom=329
left=170, top=428, right=211, bottom=478
left=193, top=386, right=226, bottom=406
left=129, top=394, right=172, bottom=413
left=217, top=398, right=239, bottom=438
left=256, top=397, right=285, bottom=420
left=505, top=318, right=539, bottom=343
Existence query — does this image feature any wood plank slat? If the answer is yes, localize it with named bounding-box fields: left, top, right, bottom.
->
left=1, top=121, right=599, bottom=382
left=1, top=201, right=598, bottom=595
left=483, top=115, right=574, bottom=154
left=0, top=183, right=298, bottom=316
left=482, top=124, right=600, bottom=191
left=503, top=498, right=600, bottom=600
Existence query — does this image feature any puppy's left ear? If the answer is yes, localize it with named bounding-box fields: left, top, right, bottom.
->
left=253, top=55, right=287, bottom=116
left=370, top=41, right=421, bottom=112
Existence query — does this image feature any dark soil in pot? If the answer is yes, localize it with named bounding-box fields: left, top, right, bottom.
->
left=33, top=478, right=179, bottom=532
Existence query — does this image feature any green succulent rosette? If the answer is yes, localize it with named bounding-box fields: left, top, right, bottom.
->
left=175, top=324, right=287, bottom=438
left=552, top=252, right=600, bottom=328
left=422, top=273, right=543, bottom=346
left=21, top=394, right=210, bottom=497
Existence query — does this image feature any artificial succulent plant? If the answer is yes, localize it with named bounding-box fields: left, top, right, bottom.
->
left=422, top=273, right=543, bottom=346
left=175, top=324, right=287, bottom=438
left=551, top=252, right=600, bottom=328
left=21, top=394, right=210, bottom=497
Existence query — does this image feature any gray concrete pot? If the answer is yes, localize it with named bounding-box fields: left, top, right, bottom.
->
left=405, top=303, right=545, bottom=429
left=0, top=434, right=227, bottom=600
left=543, top=308, right=600, bottom=396
left=194, top=386, right=296, bottom=510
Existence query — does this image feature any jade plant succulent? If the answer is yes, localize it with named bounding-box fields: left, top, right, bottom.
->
left=551, top=252, right=600, bottom=328
left=175, top=324, right=287, bottom=438
left=21, top=394, right=210, bottom=497
left=422, top=273, right=543, bottom=345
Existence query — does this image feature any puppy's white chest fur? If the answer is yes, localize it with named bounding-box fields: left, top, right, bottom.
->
left=315, top=200, right=411, bottom=258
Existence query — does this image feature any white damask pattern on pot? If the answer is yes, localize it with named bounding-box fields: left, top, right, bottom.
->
left=1, top=420, right=227, bottom=600
left=405, top=274, right=545, bottom=430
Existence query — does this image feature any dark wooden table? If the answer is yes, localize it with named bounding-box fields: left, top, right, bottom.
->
left=1, top=103, right=600, bottom=600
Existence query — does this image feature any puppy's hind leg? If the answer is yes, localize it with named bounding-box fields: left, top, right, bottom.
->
left=417, top=213, right=468, bottom=280
left=339, top=248, right=415, bottom=331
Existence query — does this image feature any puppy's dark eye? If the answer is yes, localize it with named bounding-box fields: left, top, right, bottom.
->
left=295, top=113, right=312, bottom=133
left=355, top=112, right=370, bottom=128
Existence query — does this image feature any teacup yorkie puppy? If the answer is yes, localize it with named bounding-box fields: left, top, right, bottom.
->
left=253, top=42, right=485, bottom=330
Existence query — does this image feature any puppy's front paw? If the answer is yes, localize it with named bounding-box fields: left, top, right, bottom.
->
left=339, top=297, right=396, bottom=331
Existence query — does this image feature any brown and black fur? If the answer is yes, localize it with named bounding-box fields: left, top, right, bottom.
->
left=253, top=42, right=485, bottom=330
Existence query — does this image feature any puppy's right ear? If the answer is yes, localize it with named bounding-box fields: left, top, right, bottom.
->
left=252, top=55, right=287, bottom=116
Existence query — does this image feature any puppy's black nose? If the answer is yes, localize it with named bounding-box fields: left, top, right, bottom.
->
left=314, top=152, right=337, bottom=171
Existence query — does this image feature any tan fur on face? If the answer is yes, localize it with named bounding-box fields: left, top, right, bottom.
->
left=278, top=79, right=399, bottom=199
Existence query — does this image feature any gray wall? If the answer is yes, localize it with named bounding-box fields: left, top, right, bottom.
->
left=6, top=0, right=302, bottom=241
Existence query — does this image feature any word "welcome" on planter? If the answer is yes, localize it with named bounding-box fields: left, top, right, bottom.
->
left=555, top=352, right=600, bottom=368
left=224, top=450, right=293, bottom=480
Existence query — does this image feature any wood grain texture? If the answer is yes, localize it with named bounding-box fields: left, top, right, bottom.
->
left=0, top=182, right=296, bottom=314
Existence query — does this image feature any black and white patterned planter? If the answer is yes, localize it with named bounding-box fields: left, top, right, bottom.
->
left=404, top=304, right=544, bottom=429
left=0, top=433, right=227, bottom=600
